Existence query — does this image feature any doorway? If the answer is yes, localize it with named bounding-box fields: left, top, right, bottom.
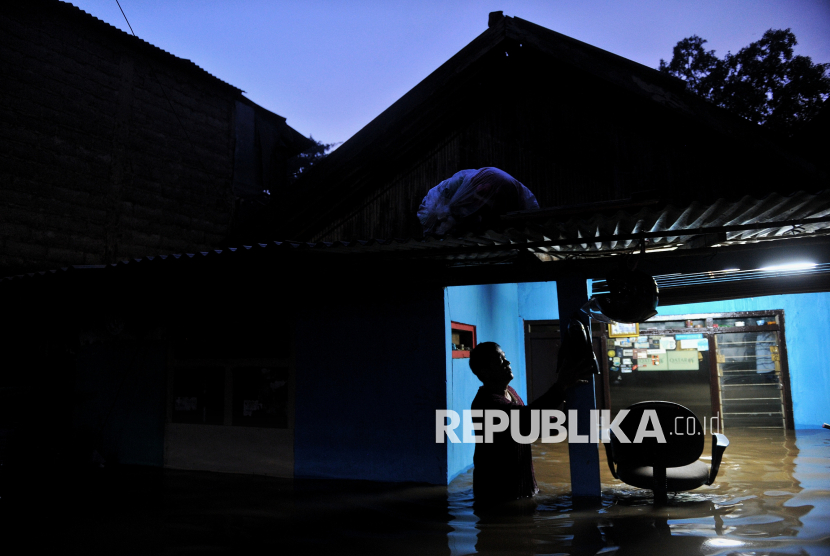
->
left=523, top=320, right=610, bottom=410
left=524, top=310, right=794, bottom=431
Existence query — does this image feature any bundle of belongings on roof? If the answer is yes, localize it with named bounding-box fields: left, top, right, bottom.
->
left=417, top=167, right=539, bottom=235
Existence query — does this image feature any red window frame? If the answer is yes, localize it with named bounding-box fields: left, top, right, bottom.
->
left=451, top=322, right=477, bottom=359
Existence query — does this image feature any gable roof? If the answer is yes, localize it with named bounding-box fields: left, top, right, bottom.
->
left=15, top=1, right=312, bottom=158
left=22, top=1, right=241, bottom=93
left=279, top=13, right=825, bottom=241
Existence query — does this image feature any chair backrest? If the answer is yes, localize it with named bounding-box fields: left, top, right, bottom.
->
left=610, top=401, right=704, bottom=468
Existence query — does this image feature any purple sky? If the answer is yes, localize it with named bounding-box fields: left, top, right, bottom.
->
left=70, top=1, right=830, bottom=147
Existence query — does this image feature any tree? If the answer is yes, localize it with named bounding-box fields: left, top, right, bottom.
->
left=287, top=137, right=338, bottom=185
left=659, top=29, right=830, bottom=134
left=658, top=35, right=727, bottom=101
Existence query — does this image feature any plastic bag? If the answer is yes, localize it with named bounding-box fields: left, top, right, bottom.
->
left=417, top=167, right=539, bottom=235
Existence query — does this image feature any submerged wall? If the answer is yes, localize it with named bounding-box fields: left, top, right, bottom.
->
left=293, top=285, right=447, bottom=484
left=74, top=340, right=168, bottom=466
left=294, top=280, right=555, bottom=485
left=443, top=281, right=562, bottom=483
left=659, top=293, right=830, bottom=429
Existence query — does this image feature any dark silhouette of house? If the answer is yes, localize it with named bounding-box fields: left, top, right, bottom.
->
left=276, top=12, right=825, bottom=242
left=0, top=0, right=313, bottom=278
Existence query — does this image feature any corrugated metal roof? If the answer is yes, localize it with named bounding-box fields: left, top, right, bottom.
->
left=654, top=263, right=830, bottom=288
left=305, top=189, right=830, bottom=262
left=503, top=190, right=830, bottom=259
left=592, top=263, right=830, bottom=296
left=4, top=190, right=830, bottom=285
left=47, top=1, right=241, bottom=93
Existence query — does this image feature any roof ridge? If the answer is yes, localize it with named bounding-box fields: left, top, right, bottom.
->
left=48, top=0, right=241, bottom=92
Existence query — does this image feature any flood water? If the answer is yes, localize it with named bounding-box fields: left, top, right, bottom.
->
left=9, top=429, right=828, bottom=554
left=445, top=429, right=830, bottom=556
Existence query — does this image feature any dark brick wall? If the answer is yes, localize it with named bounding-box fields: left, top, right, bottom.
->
left=0, top=3, right=237, bottom=276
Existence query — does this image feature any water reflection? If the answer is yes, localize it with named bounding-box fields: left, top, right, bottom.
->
left=446, top=429, right=829, bottom=555
left=15, top=429, right=826, bottom=554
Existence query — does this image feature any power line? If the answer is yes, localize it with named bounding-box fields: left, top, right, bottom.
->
left=114, top=0, right=136, bottom=36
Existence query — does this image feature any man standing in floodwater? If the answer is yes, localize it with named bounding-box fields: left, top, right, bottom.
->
left=469, top=340, right=594, bottom=502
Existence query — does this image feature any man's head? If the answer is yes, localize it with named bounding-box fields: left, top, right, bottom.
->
left=469, top=342, right=513, bottom=386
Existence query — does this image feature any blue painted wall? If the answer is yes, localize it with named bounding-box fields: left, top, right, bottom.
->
left=517, top=281, right=559, bottom=321
left=445, top=283, right=529, bottom=482
left=294, top=285, right=448, bottom=484
left=659, top=293, right=830, bottom=429
left=443, top=281, right=563, bottom=483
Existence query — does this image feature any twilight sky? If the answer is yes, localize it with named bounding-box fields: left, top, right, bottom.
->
left=70, top=0, right=830, bottom=147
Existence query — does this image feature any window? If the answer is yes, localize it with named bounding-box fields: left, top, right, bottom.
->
left=232, top=366, right=289, bottom=428
left=172, top=367, right=225, bottom=425
left=168, top=322, right=291, bottom=428
left=451, top=322, right=476, bottom=359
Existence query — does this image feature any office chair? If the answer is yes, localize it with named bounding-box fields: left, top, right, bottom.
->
left=603, top=401, right=729, bottom=505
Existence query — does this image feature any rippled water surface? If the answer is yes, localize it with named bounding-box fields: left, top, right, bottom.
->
left=17, top=429, right=828, bottom=554
left=446, top=428, right=830, bottom=556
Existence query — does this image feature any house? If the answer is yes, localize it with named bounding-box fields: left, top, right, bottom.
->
left=265, top=11, right=829, bottom=485
left=1, top=12, right=828, bottom=495
left=0, top=0, right=313, bottom=278
left=275, top=12, right=825, bottom=242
